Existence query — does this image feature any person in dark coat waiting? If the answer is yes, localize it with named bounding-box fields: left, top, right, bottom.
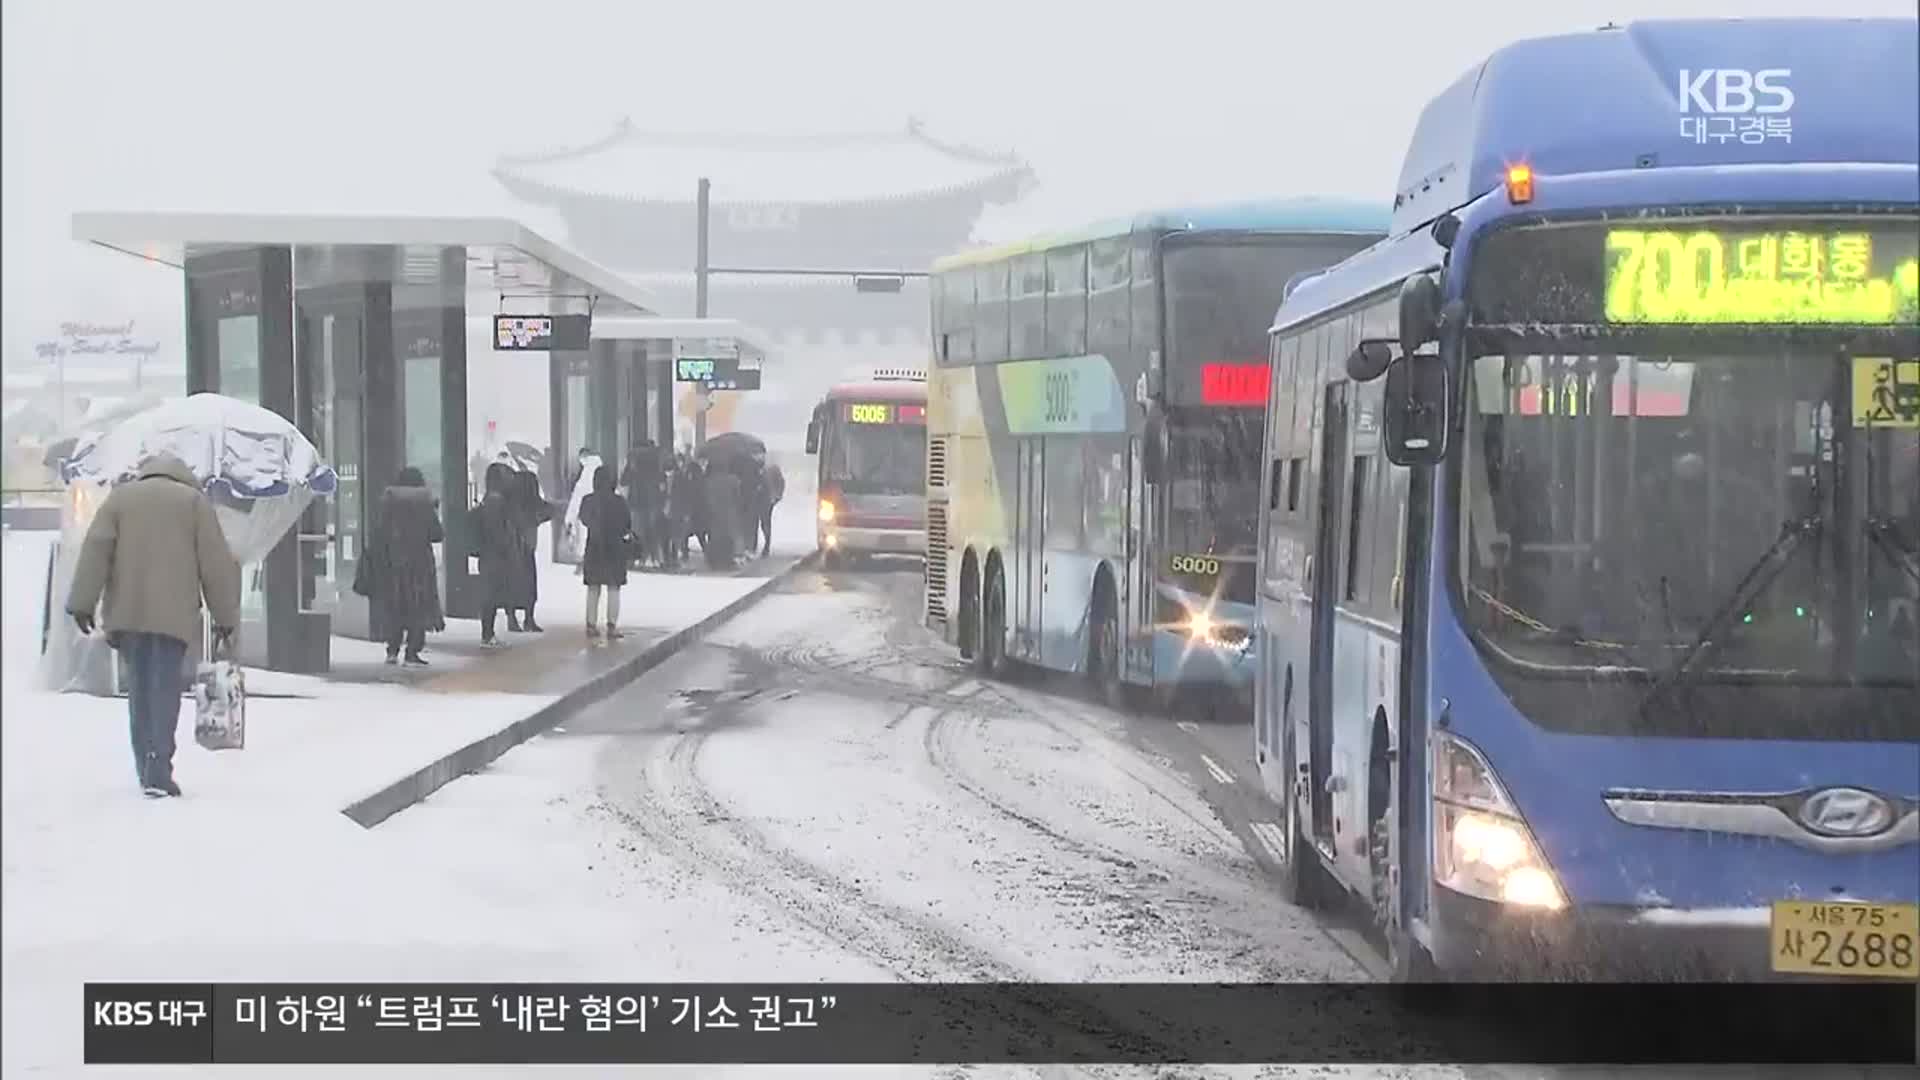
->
left=621, top=440, right=663, bottom=568
left=753, top=460, right=786, bottom=558
left=510, top=468, right=550, bottom=632
left=368, top=466, right=446, bottom=666
left=580, top=464, right=632, bottom=639
left=703, top=457, right=742, bottom=569
left=474, top=462, right=530, bottom=646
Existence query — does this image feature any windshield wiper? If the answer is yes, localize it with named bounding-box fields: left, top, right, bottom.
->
left=1638, top=511, right=1823, bottom=719
left=1866, top=517, right=1920, bottom=586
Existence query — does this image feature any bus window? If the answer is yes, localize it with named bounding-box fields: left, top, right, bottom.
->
left=1344, top=453, right=1370, bottom=604
left=940, top=270, right=976, bottom=365
left=1045, top=438, right=1085, bottom=547
left=976, top=261, right=1011, bottom=364
left=1130, top=231, right=1158, bottom=367
left=1046, top=246, right=1089, bottom=357
left=1088, top=236, right=1131, bottom=356
left=1011, top=254, right=1047, bottom=359
left=824, top=415, right=927, bottom=496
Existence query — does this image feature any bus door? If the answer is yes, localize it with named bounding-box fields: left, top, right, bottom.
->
left=1015, top=438, right=1046, bottom=660
left=1125, top=435, right=1149, bottom=680
left=1307, top=382, right=1352, bottom=845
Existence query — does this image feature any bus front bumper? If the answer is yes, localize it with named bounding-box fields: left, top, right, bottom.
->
left=820, top=526, right=926, bottom=557
left=1150, top=628, right=1256, bottom=700
left=1428, top=887, right=1887, bottom=982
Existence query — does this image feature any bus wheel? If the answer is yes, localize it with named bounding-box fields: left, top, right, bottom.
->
left=976, top=566, right=1008, bottom=678
left=1088, top=586, right=1125, bottom=710
left=1279, top=725, right=1334, bottom=910
left=1371, top=808, right=1444, bottom=983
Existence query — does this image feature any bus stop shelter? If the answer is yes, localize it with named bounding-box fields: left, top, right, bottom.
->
left=545, top=315, right=774, bottom=561
left=70, top=211, right=661, bottom=675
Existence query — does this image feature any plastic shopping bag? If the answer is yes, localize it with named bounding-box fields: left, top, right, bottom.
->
left=192, top=636, right=246, bottom=751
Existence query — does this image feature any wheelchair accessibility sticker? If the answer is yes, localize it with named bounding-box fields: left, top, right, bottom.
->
left=1852, top=357, right=1919, bottom=429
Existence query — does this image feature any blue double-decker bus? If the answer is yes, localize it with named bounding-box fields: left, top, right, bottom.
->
left=1253, top=17, right=1919, bottom=980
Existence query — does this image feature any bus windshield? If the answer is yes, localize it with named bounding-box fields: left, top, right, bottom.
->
left=1160, top=234, right=1378, bottom=608
left=1165, top=407, right=1263, bottom=605
left=1460, top=346, right=1919, bottom=736
left=826, top=419, right=925, bottom=496
left=1163, top=234, right=1380, bottom=393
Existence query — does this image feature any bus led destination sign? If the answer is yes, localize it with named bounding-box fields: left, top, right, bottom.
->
left=1604, top=227, right=1920, bottom=324
left=1469, top=218, right=1920, bottom=329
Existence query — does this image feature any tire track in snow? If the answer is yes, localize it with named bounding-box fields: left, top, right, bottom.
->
left=598, top=718, right=1237, bottom=1072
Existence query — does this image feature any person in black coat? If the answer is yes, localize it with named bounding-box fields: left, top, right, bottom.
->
left=510, top=468, right=551, bottom=632
left=367, top=466, right=445, bottom=666
left=580, top=464, right=632, bottom=639
left=754, top=461, right=785, bottom=558
left=474, top=462, right=530, bottom=646
left=703, top=459, right=742, bottom=570
left=620, top=440, right=663, bottom=568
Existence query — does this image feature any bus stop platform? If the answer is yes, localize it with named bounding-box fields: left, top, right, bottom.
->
left=67, top=211, right=775, bottom=677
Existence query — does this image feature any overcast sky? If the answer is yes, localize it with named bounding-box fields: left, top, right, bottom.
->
left=4, top=0, right=1913, bottom=363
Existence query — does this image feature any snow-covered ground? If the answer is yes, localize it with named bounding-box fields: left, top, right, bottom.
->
left=0, top=513, right=814, bottom=1077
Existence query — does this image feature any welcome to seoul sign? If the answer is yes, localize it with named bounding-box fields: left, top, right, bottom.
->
left=33, top=320, right=164, bottom=364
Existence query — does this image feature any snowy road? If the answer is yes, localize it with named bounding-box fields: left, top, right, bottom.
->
left=587, top=563, right=1367, bottom=986
left=375, top=564, right=1880, bottom=1080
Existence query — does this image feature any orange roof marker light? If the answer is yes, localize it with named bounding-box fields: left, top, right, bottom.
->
left=1505, top=163, right=1535, bottom=204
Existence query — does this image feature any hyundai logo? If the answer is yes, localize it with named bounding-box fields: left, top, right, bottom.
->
left=1795, top=788, right=1897, bottom=838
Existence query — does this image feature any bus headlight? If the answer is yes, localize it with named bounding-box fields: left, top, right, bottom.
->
left=818, top=499, right=836, bottom=523
left=1432, top=730, right=1565, bottom=911
left=1183, top=611, right=1251, bottom=652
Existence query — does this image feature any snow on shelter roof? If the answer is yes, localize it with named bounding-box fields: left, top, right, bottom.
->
left=493, top=117, right=1034, bottom=207
left=1390, top=17, right=1920, bottom=237
left=69, top=211, right=662, bottom=317
left=588, top=316, right=775, bottom=363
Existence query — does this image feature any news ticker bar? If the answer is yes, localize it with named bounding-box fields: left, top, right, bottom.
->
left=85, top=982, right=1917, bottom=1065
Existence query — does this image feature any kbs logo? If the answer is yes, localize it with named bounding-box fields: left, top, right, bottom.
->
left=1678, top=69, right=1795, bottom=114
left=93, top=1001, right=154, bottom=1026
left=1677, top=69, right=1794, bottom=147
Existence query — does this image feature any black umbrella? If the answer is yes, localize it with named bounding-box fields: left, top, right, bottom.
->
left=42, top=436, right=78, bottom=472
left=699, top=431, right=767, bottom=466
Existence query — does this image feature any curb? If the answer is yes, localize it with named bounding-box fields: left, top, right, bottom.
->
left=341, top=551, right=819, bottom=829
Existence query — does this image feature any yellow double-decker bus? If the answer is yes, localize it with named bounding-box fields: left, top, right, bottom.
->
left=923, top=199, right=1385, bottom=712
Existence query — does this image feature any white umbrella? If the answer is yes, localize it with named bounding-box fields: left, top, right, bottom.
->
left=42, top=393, right=337, bottom=694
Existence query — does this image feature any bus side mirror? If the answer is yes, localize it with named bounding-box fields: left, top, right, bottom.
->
left=1347, top=339, right=1395, bottom=383
left=1383, top=354, right=1450, bottom=467
left=805, top=421, right=820, bottom=455
left=1142, top=406, right=1167, bottom=484
left=1399, top=274, right=1442, bottom=357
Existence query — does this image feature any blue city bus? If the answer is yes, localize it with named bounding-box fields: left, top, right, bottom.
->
left=924, top=200, right=1385, bottom=712
left=1253, top=18, right=1919, bottom=980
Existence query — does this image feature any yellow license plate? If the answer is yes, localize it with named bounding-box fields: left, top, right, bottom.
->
left=1770, top=900, right=1920, bottom=979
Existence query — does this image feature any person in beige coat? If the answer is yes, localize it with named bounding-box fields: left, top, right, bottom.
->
left=66, top=452, right=241, bottom=798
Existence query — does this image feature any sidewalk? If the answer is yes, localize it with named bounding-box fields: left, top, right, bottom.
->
left=0, top=500, right=817, bottom=1074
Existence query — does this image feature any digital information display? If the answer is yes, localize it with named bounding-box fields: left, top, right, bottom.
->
left=1470, top=218, right=1920, bottom=327
left=494, top=314, right=591, bottom=352
left=675, top=357, right=761, bottom=391
left=1199, top=363, right=1271, bottom=406
left=1168, top=553, right=1222, bottom=576
left=844, top=403, right=926, bottom=424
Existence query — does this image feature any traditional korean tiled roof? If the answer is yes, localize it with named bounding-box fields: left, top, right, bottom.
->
left=493, top=116, right=1035, bottom=208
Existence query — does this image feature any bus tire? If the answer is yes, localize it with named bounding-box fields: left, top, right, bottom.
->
left=1279, top=724, right=1335, bottom=910
left=976, top=563, right=1009, bottom=678
left=1088, top=580, right=1125, bottom=710
left=1371, top=806, right=1445, bottom=985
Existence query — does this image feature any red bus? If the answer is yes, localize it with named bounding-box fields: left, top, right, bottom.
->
left=804, top=370, right=928, bottom=563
